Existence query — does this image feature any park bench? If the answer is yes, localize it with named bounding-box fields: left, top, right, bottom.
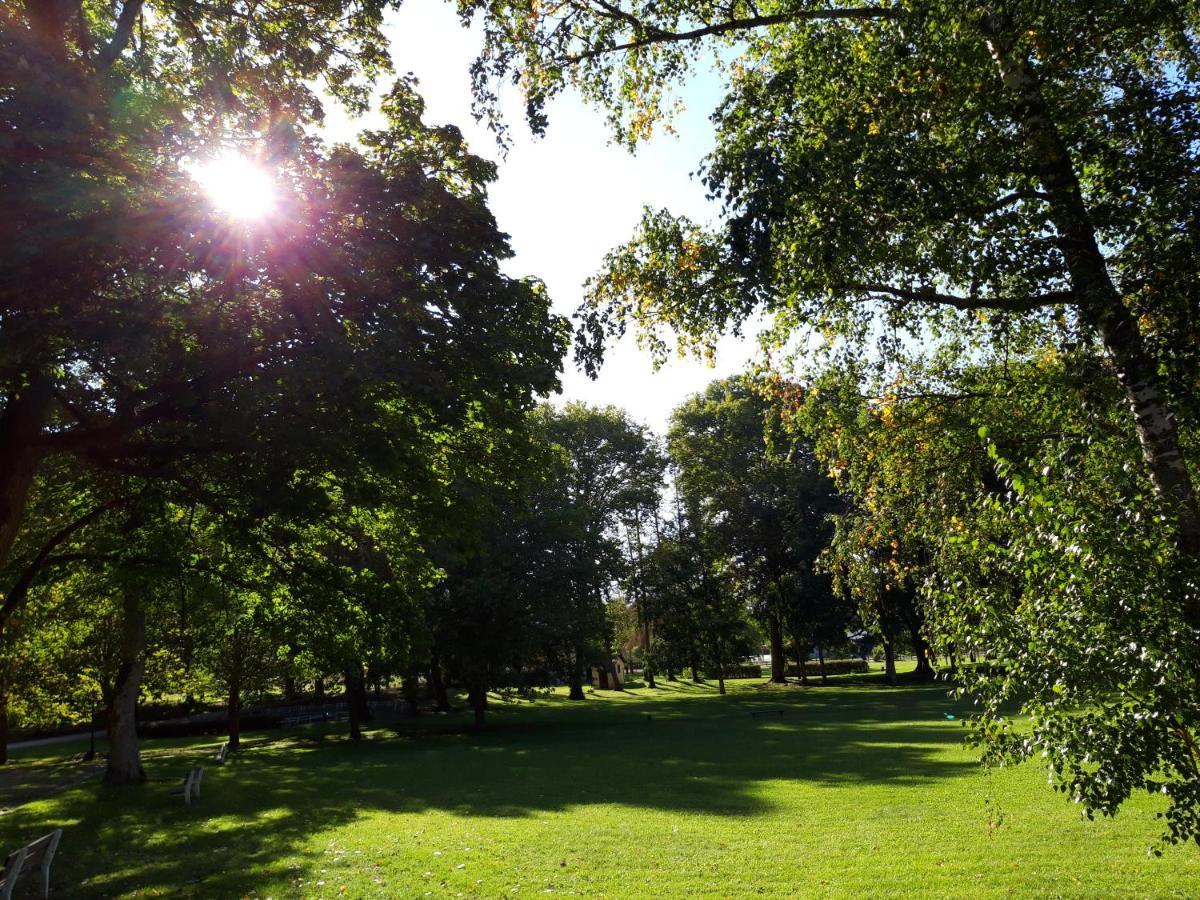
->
left=0, top=829, right=62, bottom=900
left=214, top=742, right=229, bottom=764
left=174, top=766, right=204, bottom=805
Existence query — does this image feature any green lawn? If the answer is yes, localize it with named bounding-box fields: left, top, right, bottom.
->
left=2, top=675, right=1197, bottom=898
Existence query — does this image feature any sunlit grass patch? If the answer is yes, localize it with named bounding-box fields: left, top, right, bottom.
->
left=0, top=676, right=1196, bottom=897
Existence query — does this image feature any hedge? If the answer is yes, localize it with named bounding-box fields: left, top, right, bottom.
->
left=785, top=658, right=870, bottom=677
left=697, top=664, right=763, bottom=679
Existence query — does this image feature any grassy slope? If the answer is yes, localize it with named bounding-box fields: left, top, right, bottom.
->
left=1, top=675, right=1197, bottom=898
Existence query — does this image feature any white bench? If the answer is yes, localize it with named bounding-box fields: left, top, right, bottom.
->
left=175, top=766, right=204, bottom=805
left=215, top=742, right=229, bottom=764
left=0, top=829, right=62, bottom=899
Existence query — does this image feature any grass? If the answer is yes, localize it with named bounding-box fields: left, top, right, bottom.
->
left=1, top=674, right=1197, bottom=898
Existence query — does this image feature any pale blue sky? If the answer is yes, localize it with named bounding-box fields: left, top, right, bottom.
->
left=324, top=0, right=758, bottom=433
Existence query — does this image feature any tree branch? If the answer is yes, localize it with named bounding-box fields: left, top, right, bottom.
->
left=564, top=6, right=900, bottom=62
left=0, top=497, right=125, bottom=634
left=93, top=0, right=144, bottom=71
left=846, top=283, right=1073, bottom=313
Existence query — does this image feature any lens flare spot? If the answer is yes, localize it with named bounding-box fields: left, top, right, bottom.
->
left=188, top=151, right=277, bottom=221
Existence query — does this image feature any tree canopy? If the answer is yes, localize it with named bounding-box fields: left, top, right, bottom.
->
left=462, top=0, right=1200, bottom=845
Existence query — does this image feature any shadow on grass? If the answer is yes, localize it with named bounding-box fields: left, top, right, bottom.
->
left=0, top=681, right=974, bottom=897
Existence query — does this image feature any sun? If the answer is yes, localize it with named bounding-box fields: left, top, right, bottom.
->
left=188, top=151, right=278, bottom=221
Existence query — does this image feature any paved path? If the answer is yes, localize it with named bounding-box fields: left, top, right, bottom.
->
left=9, top=733, right=97, bottom=751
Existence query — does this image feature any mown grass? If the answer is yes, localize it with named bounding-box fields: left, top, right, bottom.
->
left=1, top=673, right=1197, bottom=898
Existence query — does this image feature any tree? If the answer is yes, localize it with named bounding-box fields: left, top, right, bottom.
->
left=428, top=438, right=589, bottom=726
left=532, top=404, right=665, bottom=699
left=1, top=4, right=566, bottom=605
left=0, top=0, right=402, bottom=571
left=667, top=377, right=840, bottom=684
left=644, top=511, right=756, bottom=695
left=3, top=3, right=569, bottom=772
left=799, top=351, right=1200, bottom=844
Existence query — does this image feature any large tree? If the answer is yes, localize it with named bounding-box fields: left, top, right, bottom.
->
left=533, top=403, right=665, bottom=698
left=667, top=376, right=839, bottom=684
left=1, top=0, right=399, bottom=569
left=1, top=3, right=565, bottom=595
left=2, top=1, right=568, bottom=781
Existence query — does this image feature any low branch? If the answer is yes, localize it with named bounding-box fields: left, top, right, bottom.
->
left=0, top=497, right=125, bottom=634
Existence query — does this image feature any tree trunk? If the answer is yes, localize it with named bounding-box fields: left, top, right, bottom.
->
left=0, top=374, right=51, bottom=577
left=817, top=643, right=828, bottom=685
left=793, top=633, right=808, bottom=686
left=283, top=673, right=297, bottom=701
left=314, top=677, right=325, bottom=702
left=768, top=613, right=787, bottom=683
left=344, top=667, right=370, bottom=741
left=985, top=22, right=1200, bottom=569
left=909, top=622, right=935, bottom=681
left=882, top=637, right=897, bottom=686
left=105, top=591, right=146, bottom=785
left=429, top=655, right=450, bottom=712
left=689, top=647, right=702, bottom=683
left=402, top=669, right=420, bottom=716
left=227, top=674, right=241, bottom=751
left=666, top=665, right=677, bottom=682
left=346, top=687, right=362, bottom=742
left=568, top=650, right=585, bottom=700
left=468, top=678, right=487, bottom=728
left=716, top=651, right=726, bottom=696
left=0, top=677, right=8, bottom=766
left=642, top=622, right=656, bottom=688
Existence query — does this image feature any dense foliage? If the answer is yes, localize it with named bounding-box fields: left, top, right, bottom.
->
left=0, top=1, right=568, bottom=780
left=462, top=0, right=1200, bottom=845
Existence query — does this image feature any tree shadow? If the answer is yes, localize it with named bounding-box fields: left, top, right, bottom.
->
left=0, top=682, right=976, bottom=897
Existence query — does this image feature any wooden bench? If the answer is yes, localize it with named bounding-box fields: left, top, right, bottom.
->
left=0, top=829, right=62, bottom=900
left=174, top=766, right=204, bottom=805
left=214, top=742, right=229, bottom=764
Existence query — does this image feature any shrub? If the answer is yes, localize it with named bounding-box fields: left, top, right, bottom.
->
left=786, top=659, right=869, bottom=677
left=700, top=664, right=763, bottom=679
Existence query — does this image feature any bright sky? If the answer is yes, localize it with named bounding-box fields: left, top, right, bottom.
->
left=323, top=0, right=759, bottom=433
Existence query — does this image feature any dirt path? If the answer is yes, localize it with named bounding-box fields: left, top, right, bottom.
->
left=8, top=732, right=94, bottom=751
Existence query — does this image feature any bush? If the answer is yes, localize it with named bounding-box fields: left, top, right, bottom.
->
left=786, top=659, right=869, bottom=677
left=700, top=664, right=763, bottom=679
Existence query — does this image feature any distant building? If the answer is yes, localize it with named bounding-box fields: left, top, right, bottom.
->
left=591, top=656, right=628, bottom=690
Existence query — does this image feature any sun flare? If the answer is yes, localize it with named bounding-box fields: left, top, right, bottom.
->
left=188, top=151, right=278, bottom=221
